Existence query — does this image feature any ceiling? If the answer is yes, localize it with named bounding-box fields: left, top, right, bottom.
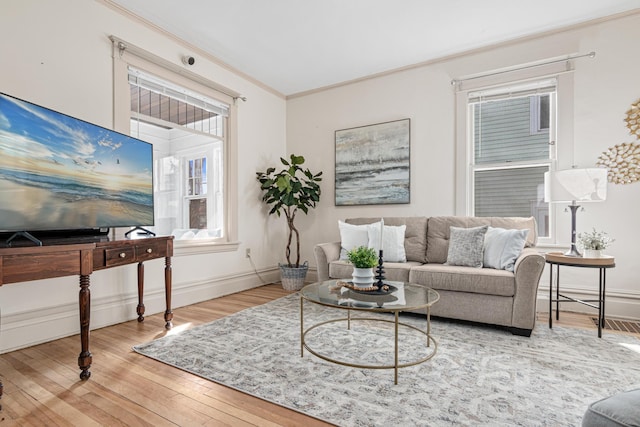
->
left=108, top=0, right=640, bottom=96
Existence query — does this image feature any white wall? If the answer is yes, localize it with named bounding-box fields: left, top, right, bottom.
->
left=0, top=0, right=287, bottom=352
left=1, top=4, right=639, bottom=354
left=287, top=12, right=640, bottom=320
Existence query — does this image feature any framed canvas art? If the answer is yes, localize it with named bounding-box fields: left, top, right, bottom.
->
left=335, top=118, right=410, bottom=205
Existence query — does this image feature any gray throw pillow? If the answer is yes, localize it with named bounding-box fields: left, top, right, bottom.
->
left=483, top=227, right=529, bottom=272
left=446, top=225, right=489, bottom=268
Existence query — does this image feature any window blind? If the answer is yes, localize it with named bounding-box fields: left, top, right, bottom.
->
left=128, top=67, right=229, bottom=117
left=468, top=79, right=556, bottom=104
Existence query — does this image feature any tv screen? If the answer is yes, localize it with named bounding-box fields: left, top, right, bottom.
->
left=0, top=92, right=154, bottom=234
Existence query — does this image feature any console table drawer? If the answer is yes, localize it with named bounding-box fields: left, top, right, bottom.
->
left=135, top=241, right=167, bottom=262
left=104, top=247, right=136, bottom=267
left=93, top=236, right=173, bottom=269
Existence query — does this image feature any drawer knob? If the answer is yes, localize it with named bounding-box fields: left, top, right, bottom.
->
left=146, top=248, right=153, bottom=254
left=119, top=252, right=126, bottom=258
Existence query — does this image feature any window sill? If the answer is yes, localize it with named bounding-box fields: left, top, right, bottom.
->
left=535, top=243, right=569, bottom=252
left=173, top=239, right=240, bottom=256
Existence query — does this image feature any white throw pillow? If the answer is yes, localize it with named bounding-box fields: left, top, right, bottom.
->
left=366, top=223, right=407, bottom=263
left=338, top=221, right=380, bottom=260
left=483, top=227, right=529, bottom=272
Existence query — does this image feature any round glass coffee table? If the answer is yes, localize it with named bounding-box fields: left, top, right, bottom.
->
left=300, top=280, right=439, bottom=384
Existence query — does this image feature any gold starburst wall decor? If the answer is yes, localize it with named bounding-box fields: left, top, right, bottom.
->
left=596, top=142, right=640, bottom=184
left=625, top=99, right=640, bottom=139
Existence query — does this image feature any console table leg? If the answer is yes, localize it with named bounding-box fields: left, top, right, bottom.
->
left=164, top=256, right=173, bottom=329
left=78, top=274, right=92, bottom=380
left=136, top=262, right=145, bottom=322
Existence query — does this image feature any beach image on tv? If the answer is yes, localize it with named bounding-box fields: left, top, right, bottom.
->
left=0, top=93, right=154, bottom=231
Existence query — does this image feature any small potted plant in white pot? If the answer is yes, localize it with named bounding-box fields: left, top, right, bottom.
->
left=578, top=228, right=614, bottom=258
left=346, top=245, right=378, bottom=288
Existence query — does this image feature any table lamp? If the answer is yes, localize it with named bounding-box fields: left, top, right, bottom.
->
left=544, top=168, right=607, bottom=257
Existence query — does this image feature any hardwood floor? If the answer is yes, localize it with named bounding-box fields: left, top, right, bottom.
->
left=0, top=284, right=332, bottom=426
left=0, top=284, right=635, bottom=425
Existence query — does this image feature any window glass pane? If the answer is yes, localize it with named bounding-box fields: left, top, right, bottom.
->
left=201, top=157, right=207, bottom=194
left=474, top=166, right=549, bottom=237
left=194, top=158, right=202, bottom=195
left=539, top=95, right=550, bottom=130
left=128, top=68, right=227, bottom=240
left=474, top=96, right=550, bottom=164
left=189, top=198, right=207, bottom=229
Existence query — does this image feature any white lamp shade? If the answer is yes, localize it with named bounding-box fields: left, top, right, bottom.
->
left=544, top=168, right=607, bottom=203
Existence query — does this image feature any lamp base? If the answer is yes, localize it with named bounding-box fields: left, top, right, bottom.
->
left=564, top=244, right=582, bottom=257
left=564, top=203, right=582, bottom=257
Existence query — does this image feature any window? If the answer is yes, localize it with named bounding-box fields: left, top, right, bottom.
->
left=128, top=68, right=229, bottom=240
left=468, top=80, right=556, bottom=237
left=110, top=38, right=239, bottom=251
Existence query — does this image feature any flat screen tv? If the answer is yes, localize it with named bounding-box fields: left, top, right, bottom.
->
left=0, top=92, right=154, bottom=242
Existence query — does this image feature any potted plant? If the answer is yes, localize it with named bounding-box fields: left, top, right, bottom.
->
left=346, top=245, right=377, bottom=288
left=578, top=228, right=614, bottom=258
left=256, top=154, right=322, bottom=290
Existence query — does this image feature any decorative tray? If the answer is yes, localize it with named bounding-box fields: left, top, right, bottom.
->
left=336, top=280, right=397, bottom=295
left=351, top=284, right=398, bottom=295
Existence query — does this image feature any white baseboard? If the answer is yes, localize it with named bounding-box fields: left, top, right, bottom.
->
left=0, top=267, right=280, bottom=354
left=536, top=286, right=640, bottom=322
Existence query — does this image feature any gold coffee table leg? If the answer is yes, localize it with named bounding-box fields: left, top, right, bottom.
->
left=300, top=295, right=304, bottom=357
left=427, top=306, right=431, bottom=348
left=394, top=311, right=399, bottom=385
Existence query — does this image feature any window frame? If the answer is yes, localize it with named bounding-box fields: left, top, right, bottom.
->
left=111, top=42, right=239, bottom=253
left=455, top=65, right=576, bottom=246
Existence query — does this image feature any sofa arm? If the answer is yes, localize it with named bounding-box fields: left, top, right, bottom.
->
left=314, top=242, right=341, bottom=281
left=511, top=248, right=546, bottom=330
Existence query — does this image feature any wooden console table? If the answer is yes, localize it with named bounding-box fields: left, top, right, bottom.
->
left=0, top=236, right=174, bottom=389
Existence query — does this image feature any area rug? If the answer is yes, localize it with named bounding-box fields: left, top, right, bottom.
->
left=133, top=294, right=640, bottom=426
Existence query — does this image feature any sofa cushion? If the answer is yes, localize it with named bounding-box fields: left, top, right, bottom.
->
left=445, top=225, right=488, bottom=268
left=347, top=217, right=428, bottom=263
left=367, top=223, right=407, bottom=262
left=409, top=264, right=515, bottom=297
left=427, top=216, right=538, bottom=264
left=483, top=227, right=529, bottom=272
left=338, top=220, right=380, bottom=260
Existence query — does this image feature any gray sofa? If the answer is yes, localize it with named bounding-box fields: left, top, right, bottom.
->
left=313, top=216, right=546, bottom=336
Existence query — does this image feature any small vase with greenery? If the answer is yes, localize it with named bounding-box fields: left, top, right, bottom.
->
left=578, top=228, right=614, bottom=257
left=346, top=246, right=378, bottom=268
left=346, top=246, right=377, bottom=288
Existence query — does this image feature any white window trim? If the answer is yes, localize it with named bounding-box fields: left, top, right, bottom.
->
left=454, top=64, right=575, bottom=246
left=111, top=40, right=239, bottom=254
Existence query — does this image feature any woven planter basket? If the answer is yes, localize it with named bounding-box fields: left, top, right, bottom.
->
left=279, top=261, right=308, bottom=291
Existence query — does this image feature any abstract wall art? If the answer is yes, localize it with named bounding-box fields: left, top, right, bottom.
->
left=335, top=119, right=410, bottom=205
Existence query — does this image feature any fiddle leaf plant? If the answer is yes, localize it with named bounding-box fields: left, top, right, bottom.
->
left=256, top=154, right=322, bottom=268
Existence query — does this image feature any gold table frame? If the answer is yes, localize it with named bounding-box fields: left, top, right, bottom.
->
left=300, top=280, right=439, bottom=384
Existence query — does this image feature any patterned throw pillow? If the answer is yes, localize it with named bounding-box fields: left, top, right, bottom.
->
left=445, top=225, right=489, bottom=268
